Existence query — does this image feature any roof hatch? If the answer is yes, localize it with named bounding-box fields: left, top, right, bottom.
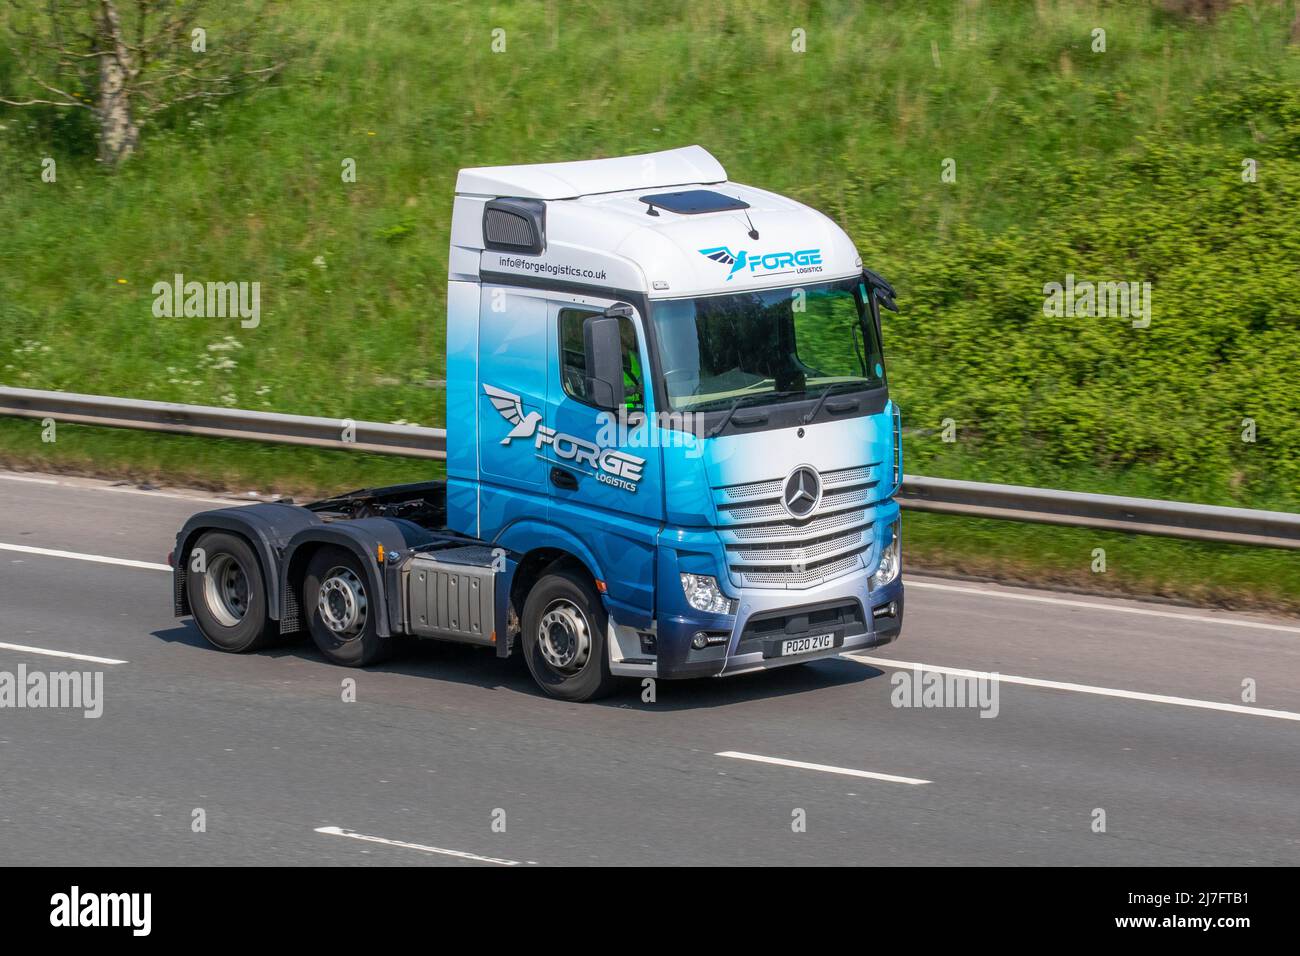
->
left=638, top=189, right=750, bottom=216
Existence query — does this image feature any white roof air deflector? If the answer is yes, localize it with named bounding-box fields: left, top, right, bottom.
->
left=455, top=145, right=727, bottom=200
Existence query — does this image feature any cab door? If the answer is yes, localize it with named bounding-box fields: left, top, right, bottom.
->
left=545, top=294, right=663, bottom=619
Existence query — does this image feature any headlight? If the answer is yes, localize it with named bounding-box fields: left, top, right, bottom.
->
left=870, top=518, right=901, bottom=589
left=680, top=573, right=736, bottom=615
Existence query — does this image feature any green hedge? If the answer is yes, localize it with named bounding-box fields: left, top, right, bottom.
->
left=1, top=1, right=1297, bottom=517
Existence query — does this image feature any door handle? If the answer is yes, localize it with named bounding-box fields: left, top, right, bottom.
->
left=549, top=467, right=579, bottom=490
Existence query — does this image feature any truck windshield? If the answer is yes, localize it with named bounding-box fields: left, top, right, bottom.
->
left=649, top=277, right=886, bottom=412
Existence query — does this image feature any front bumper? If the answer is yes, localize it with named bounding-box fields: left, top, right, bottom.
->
left=655, top=568, right=904, bottom=679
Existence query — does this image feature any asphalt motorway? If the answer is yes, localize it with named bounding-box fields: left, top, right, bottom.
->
left=1, top=470, right=1297, bottom=866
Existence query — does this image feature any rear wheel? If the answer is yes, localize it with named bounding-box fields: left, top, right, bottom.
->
left=521, top=568, right=618, bottom=702
left=189, top=531, right=275, bottom=652
left=303, top=546, right=390, bottom=667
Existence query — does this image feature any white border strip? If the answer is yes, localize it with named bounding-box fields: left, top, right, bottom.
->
left=314, top=826, right=522, bottom=866
left=716, top=751, right=931, bottom=785
left=849, top=655, right=1300, bottom=722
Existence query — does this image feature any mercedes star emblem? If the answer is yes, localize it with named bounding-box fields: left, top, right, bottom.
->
left=782, top=465, right=822, bottom=518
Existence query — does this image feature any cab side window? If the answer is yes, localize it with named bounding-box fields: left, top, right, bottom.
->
left=559, top=308, right=644, bottom=411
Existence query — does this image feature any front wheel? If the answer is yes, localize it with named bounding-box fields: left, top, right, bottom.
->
left=303, top=546, right=391, bottom=667
left=521, top=568, right=619, bottom=702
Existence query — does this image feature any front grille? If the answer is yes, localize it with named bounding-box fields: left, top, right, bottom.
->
left=727, top=506, right=867, bottom=542
left=719, top=483, right=876, bottom=522
left=739, top=552, right=864, bottom=587
left=720, top=466, right=875, bottom=501
left=713, top=465, right=880, bottom=588
left=727, top=524, right=869, bottom=565
left=721, top=477, right=783, bottom=501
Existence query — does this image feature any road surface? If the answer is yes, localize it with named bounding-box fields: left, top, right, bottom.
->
left=1, top=469, right=1296, bottom=865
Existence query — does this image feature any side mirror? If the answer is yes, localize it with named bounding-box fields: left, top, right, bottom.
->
left=583, top=315, right=624, bottom=410
left=862, top=267, right=898, bottom=318
left=862, top=267, right=898, bottom=340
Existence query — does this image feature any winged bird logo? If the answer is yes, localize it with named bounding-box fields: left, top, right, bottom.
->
left=481, top=382, right=648, bottom=490
left=699, top=245, right=824, bottom=282
left=483, top=383, right=542, bottom=444
left=699, top=246, right=748, bottom=280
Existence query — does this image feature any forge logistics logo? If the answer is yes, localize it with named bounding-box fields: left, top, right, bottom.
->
left=483, top=384, right=645, bottom=492
left=699, top=245, right=823, bottom=281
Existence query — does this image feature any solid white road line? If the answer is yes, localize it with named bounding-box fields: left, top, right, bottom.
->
left=908, top=578, right=1300, bottom=635
left=716, top=751, right=931, bottom=785
left=0, top=641, right=127, bottom=665
left=849, top=654, right=1300, bottom=722
left=0, top=473, right=59, bottom=485
left=0, top=471, right=236, bottom=506
left=0, top=542, right=170, bottom=572
left=314, top=826, right=522, bottom=866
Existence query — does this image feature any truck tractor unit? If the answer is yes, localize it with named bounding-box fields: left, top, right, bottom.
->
left=171, top=145, right=904, bottom=701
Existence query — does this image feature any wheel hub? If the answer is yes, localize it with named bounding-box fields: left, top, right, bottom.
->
left=538, top=600, right=591, bottom=673
left=204, top=553, right=249, bottom=628
left=318, top=567, right=368, bottom=638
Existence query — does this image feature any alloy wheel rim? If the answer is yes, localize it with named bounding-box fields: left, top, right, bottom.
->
left=318, top=567, right=368, bottom=639
left=538, top=600, right=591, bottom=673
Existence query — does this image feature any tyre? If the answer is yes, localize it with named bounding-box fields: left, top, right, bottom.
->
left=189, top=531, right=275, bottom=653
left=303, top=546, right=390, bottom=667
left=520, top=568, right=619, bottom=702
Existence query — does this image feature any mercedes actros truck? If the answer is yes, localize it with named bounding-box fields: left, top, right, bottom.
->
left=171, top=145, right=904, bottom=701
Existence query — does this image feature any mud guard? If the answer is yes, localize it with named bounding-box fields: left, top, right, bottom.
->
left=174, top=503, right=323, bottom=621
left=279, top=518, right=444, bottom=638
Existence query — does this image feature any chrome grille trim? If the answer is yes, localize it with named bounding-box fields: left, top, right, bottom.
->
left=737, top=552, right=864, bottom=587
left=725, top=523, right=871, bottom=566
left=721, top=477, right=782, bottom=502
left=713, top=465, right=882, bottom=588
left=718, top=463, right=879, bottom=504
left=719, top=482, right=877, bottom=523
left=722, top=507, right=868, bottom=543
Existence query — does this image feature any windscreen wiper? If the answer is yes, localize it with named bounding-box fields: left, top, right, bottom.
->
left=801, top=381, right=862, bottom=425
left=708, top=389, right=802, bottom=437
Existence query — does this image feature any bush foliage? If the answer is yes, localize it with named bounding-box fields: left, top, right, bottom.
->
left=1, top=1, right=1297, bottom=510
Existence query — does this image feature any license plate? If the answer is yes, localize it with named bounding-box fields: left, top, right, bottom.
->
left=780, top=632, right=835, bottom=656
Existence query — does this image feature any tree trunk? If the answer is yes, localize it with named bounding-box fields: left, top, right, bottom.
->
left=96, top=1, right=139, bottom=166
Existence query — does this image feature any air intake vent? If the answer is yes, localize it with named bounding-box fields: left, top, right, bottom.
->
left=483, top=198, right=545, bottom=255
left=485, top=210, right=532, bottom=246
